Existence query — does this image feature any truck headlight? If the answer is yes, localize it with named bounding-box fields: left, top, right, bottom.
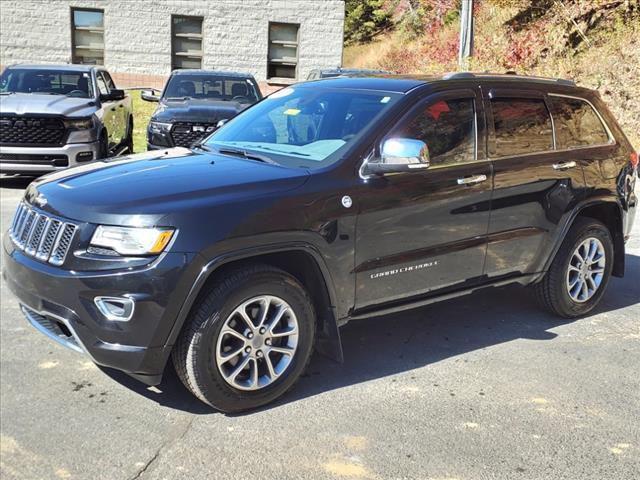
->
left=64, top=117, right=94, bottom=130
left=90, top=226, right=175, bottom=255
left=149, top=121, right=172, bottom=135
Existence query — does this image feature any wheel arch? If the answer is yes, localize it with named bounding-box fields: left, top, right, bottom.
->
left=574, top=201, right=625, bottom=277
left=165, top=244, right=344, bottom=363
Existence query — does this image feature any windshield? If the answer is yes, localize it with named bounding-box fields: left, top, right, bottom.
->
left=0, top=69, right=94, bottom=98
left=163, top=75, right=260, bottom=103
left=205, top=87, right=400, bottom=168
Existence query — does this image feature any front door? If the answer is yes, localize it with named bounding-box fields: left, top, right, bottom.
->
left=354, top=90, right=493, bottom=310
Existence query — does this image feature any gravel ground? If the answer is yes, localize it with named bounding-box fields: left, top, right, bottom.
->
left=1, top=175, right=639, bottom=480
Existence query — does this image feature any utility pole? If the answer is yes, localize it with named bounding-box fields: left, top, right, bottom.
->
left=458, top=0, right=474, bottom=69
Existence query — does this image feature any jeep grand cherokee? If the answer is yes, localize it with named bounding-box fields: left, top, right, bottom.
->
left=3, top=73, right=637, bottom=412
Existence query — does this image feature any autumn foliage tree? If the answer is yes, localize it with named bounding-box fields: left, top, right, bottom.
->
left=344, top=0, right=392, bottom=44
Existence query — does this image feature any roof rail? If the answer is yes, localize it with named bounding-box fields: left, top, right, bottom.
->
left=556, top=78, right=577, bottom=86
left=443, top=72, right=476, bottom=80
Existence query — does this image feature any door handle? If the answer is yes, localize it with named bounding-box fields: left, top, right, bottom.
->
left=552, top=161, right=577, bottom=170
left=457, top=174, right=487, bottom=185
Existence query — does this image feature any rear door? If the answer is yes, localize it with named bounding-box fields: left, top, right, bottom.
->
left=483, top=88, right=587, bottom=278
left=354, top=89, right=493, bottom=309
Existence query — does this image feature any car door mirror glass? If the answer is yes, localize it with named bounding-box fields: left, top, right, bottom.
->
left=101, top=88, right=125, bottom=102
left=141, top=89, right=160, bottom=102
left=366, top=138, right=430, bottom=175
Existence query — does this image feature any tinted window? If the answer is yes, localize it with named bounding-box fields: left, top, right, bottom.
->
left=394, top=98, right=476, bottom=166
left=163, top=75, right=260, bottom=104
left=549, top=96, right=610, bottom=148
left=0, top=69, right=93, bottom=98
left=492, top=98, right=553, bottom=157
left=96, top=73, right=108, bottom=96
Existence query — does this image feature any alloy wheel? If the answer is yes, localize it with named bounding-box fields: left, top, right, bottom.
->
left=215, top=295, right=299, bottom=391
left=566, top=237, right=606, bottom=303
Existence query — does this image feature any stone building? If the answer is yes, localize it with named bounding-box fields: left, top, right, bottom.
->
left=0, top=0, right=345, bottom=91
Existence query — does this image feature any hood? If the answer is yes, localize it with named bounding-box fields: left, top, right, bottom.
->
left=152, top=98, right=250, bottom=123
left=0, top=93, right=97, bottom=117
left=26, top=148, right=309, bottom=225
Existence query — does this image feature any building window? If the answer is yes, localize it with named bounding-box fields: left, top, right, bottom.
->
left=267, top=22, right=299, bottom=81
left=172, top=16, right=203, bottom=70
left=71, top=8, right=104, bottom=65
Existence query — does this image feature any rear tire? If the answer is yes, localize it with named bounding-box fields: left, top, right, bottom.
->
left=172, top=264, right=315, bottom=412
left=535, top=217, right=614, bottom=318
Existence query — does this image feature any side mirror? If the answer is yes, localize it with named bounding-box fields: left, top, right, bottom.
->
left=140, top=89, right=160, bottom=102
left=101, top=88, right=126, bottom=102
left=366, top=138, right=430, bottom=175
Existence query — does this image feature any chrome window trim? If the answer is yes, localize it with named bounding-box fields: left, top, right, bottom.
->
left=547, top=92, right=616, bottom=146
left=488, top=93, right=617, bottom=162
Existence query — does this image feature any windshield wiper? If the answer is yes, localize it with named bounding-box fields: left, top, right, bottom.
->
left=218, top=147, right=278, bottom=165
left=0, top=91, right=14, bottom=95
left=166, top=96, right=191, bottom=101
left=191, top=142, right=213, bottom=152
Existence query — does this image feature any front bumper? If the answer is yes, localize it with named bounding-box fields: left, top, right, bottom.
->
left=0, top=141, right=100, bottom=174
left=2, top=233, right=198, bottom=385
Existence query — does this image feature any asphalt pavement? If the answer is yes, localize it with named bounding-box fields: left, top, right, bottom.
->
left=1, top=175, right=639, bottom=480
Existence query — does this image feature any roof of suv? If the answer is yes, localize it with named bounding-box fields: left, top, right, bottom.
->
left=170, top=69, right=255, bottom=78
left=302, top=72, right=578, bottom=94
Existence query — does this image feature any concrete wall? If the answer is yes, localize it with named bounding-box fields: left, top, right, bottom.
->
left=0, top=0, right=344, bottom=90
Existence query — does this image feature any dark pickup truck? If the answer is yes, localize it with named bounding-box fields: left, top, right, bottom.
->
left=142, top=69, right=262, bottom=149
left=0, top=64, right=132, bottom=174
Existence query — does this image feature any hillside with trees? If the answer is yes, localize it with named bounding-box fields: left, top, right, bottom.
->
left=344, top=0, right=639, bottom=147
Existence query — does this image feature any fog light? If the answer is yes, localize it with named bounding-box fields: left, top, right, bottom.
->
left=77, top=151, right=94, bottom=163
left=94, top=296, right=135, bottom=321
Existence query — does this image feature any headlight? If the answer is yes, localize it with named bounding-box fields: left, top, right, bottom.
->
left=90, top=226, right=175, bottom=255
left=64, top=117, right=94, bottom=130
left=149, top=121, right=172, bottom=135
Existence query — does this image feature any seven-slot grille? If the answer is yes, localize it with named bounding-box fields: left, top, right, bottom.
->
left=0, top=116, right=66, bottom=146
left=170, top=122, right=216, bottom=148
left=9, top=203, right=77, bottom=266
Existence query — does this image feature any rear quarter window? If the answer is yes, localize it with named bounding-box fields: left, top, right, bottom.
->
left=491, top=98, right=553, bottom=157
left=548, top=96, right=610, bottom=148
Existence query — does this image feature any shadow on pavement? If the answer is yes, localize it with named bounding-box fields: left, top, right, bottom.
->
left=100, top=253, right=640, bottom=415
left=0, top=175, right=37, bottom=190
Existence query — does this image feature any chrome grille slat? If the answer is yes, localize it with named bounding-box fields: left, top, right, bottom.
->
left=36, top=219, right=62, bottom=261
left=49, top=223, right=77, bottom=266
left=8, top=203, right=77, bottom=266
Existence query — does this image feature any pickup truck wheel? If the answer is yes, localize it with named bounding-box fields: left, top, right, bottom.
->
left=172, top=265, right=315, bottom=412
left=535, top=218, right=614, bottom=318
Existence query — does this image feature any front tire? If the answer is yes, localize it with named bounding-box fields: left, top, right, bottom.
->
left=172, top=265, right=315, bottom=412
left=535, top=217, right=614, bottom=318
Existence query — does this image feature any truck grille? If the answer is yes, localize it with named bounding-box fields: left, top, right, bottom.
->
left=0, top=116, right=66, bottom=146
left=0, top=153, right=68, bottom=167
left=170, top=122, right=216, bottom=148
left=9, top=203, right=78, bottom=266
